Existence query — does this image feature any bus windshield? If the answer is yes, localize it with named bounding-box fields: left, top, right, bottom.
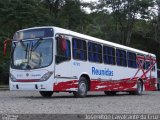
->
left=11, top=38, right=53, bottom=70
left=13, top=28, right=54, bottom=41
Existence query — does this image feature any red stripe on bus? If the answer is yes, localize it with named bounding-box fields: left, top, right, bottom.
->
left=16, top=79, right=40, bottom=82
left=53, top=77, right=157, bottom=92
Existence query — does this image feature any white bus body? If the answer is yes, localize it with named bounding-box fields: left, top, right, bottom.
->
left=9, top=26, right=157, bottom=97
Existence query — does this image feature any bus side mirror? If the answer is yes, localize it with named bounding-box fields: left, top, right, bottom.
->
left=59, top=37, right=67, bottom=52
left=4, top=39, right=12, bottom=57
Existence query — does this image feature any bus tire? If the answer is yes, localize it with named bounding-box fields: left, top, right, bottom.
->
left=104, top=91, right=117, bottom=96
left=73, top=77, right=88, bottom=98
left=157, top=83, right=160, bottom=91
left=129, top=80, right=143, bottom=95
left=39, top=91, right=53, bottom=97
left=136, top=80, right=143, bottom=95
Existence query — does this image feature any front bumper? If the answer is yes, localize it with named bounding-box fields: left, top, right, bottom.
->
left=10, top=81, right=53, bottom=91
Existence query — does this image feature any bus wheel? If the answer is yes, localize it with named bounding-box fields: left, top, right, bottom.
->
left=157, top=83, right=160, bottom=91
left=73, top=77, right=88, bottom=98
left=136, top=80, right=143, bottom=95
left=129, top=80, right=143, bottom=95
left=104, top=91, right=117, bottom=96
left=39, top=91, right=53, bottom=97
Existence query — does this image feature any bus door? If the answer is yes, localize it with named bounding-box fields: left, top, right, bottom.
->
left=54, top=34, right=72, bottom=79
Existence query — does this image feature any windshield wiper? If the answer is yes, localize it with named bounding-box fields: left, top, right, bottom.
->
left=31, top=38, right=43, bottom=51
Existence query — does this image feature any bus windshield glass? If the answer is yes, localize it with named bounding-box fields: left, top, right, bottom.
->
left=11, top=38, right=53, bottom=70
left=13, top=28, right=53, bottom=41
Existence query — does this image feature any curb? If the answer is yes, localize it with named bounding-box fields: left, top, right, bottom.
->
left=0, top=85, right=9, bottom=90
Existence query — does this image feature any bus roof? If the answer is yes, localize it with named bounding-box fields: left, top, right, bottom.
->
left=17, top=26, right=156, bottom=57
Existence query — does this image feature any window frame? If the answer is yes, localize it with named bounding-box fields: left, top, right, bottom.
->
left=127, top=51, right=137, bottom=68
left=88, top=42, right=102, bottom=63
left=137, top=54, right=146, bottom=69
left=55, top=34, right=71, bottom=64
left=103, top=45, right=116, bottom=65
left=116, top=48, right=127, bottom=67
left=72, top=37, right=87, bottom=61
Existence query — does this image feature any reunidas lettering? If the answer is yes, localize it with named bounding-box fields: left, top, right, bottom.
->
left=92, top=67, right=114, bottom=76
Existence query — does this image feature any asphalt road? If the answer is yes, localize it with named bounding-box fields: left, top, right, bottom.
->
left=0, top=90, right=160, bottom=115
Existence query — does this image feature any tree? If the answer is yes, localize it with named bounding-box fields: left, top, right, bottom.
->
left=0, top=0, right=55, bottom=84
left=58, top=0, right=90, bottom=33
left=0, top=0, right=55, bottom=34
left=155, top=0, right=160, bottom=42
left=97, top=0, right=154, bottom=46
left=43, top=0, right=65, bottom=18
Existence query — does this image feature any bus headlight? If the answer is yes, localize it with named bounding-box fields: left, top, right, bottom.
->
left=40, top=71, right=53, bottom=81
left=10, top=73, right=16, bottom=82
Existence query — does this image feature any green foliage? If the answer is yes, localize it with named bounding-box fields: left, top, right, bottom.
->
left=97, top=0, right=155, bottom=45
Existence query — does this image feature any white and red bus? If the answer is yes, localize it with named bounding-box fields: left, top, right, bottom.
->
left=4, top=26, right=157, bottom=97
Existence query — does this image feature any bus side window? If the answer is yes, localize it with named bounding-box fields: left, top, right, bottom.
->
left=88, top=42, right=102, bottom=63
left=127, top=52, right=137, bottom=68
left=137, top=55, right=146, bottom=69
left=143, top=61, right=146, bottom=70
left=116, top=49, right=127, bottom=67
left=88, top=42, right=94, bottom=62
left=103, top=46, right=115, bottom=65
left=152, top=65, right=155, bottom=71
left=151, top=60, right=156, bottom=71
left=56, top=37, right=71, bottom=64
left=72, top=38, right=87, bottom=61
left=137, top=59, right=146, bottom=69
left=145, top=61, right=150, bottom=70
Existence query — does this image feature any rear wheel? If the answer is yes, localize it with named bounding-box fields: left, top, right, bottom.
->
left=73, top=77, right=88, bottom=98
left=104, top=91, right=117, bottom=96
left=136, top=80, right=143, bottom=95
left=39, top=91, right=53, bottom=97
left=129, top=80, right=143, bottom=95
left=157, top=83, right=160, bottom=91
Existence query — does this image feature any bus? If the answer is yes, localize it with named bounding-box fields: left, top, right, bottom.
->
left=4, top=26, right=157, bottom=98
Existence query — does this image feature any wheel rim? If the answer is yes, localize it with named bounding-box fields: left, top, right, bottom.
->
left=138, top=82, right=142, bottom=94
left=79, top=82, right=86, bottom=96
